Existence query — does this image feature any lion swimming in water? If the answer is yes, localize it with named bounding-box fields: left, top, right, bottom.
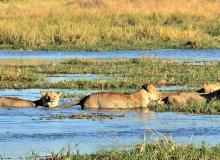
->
left=0, top=91, right=62, bottom=108
left=63, top=84, right=162, bottom=109
left=163, top=89, right=220, bottom=106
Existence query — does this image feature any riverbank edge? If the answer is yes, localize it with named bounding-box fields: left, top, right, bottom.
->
left=1, top=40, right=220, bottom=51
left=25, top=140, right=220, bottom=160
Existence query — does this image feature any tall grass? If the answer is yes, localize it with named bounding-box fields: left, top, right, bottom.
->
left=0, top=0, right=219, bottom=50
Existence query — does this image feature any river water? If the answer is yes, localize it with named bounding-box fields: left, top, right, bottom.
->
left=0, top=49, right=220, bottom=65
left=0, top=88, right=219, bottom=159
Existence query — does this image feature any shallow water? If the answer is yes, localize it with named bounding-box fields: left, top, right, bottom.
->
left=46, top=74, right=116, bottom=83
left=0, top=49, right=220, bottom=65
left=0, top=89, right=220, bottom=159
left=1, top=49, right=220, bottom=59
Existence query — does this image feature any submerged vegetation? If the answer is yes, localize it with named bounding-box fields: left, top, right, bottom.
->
left=39, top=113, right=124, bottom=121
left=27, top=140, right=220, bottom=160
left=0, top=0, right=220, bottom=50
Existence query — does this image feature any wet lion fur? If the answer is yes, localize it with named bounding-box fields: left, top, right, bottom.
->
left=0, top=91, right=61, bottom=108
left=63, top=84, right=162, bottom=109
left=197, top=83, right=220, bottom=93
left=163, top=89, right=220, bottom=106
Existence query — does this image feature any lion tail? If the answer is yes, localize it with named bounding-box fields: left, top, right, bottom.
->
left=61, top=99, right=81, bottom=108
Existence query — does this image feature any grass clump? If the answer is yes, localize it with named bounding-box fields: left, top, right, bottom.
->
left=151, top=100, right=220, bottom=115
left=26, top=140, right=220, bottom=160
left=0, top=0, right=220, bottom=50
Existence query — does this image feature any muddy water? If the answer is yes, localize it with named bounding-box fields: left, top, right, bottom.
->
left=0, top=89, right=220, bottom=159
left=0, top=49, right=220, bottom=65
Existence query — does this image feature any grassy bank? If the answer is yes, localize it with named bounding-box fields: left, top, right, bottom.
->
left=0, top=0, right=220, bottom=50
left=27, top=140, right=220, bottom=160
left=1, top=58, right=220, bottom=89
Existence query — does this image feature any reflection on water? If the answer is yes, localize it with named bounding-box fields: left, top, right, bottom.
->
left=46, top=74, right=115, bottom=83
left=159, top=86, right=195, bottom=92
left=0, top=49, right=220, bottom=65
left=0, top=89, right=220, bottom=159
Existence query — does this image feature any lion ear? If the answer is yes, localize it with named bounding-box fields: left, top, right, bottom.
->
left=146, top=84, right=156, bottom=91
left=40, top=91, right=47, bottom=96
left=57, top=92, right=62, bottom=96
left=141, top=84, right=149, bottom=90
left=138, top=83, right=145, bottom=88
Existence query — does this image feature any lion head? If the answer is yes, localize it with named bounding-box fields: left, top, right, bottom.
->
left=142, top=84, right=162, bottom=101
left=40, top=91, right=62, bottom=107
left=203, top=83, right=220, bottom=93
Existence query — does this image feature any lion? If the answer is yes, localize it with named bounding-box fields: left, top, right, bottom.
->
left=200, top=89, right=220, bottom=102
left=163, top=92, right=206, bottom=106
left=0, top=91, right=61, bottom=108
left=163, top=88, right=220, bottom=106
left=197, top=83, right=220, bottom=93
left=62, top=84, right=162, bottom=109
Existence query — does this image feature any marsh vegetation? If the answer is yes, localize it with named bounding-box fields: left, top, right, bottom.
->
left=1, top=58, right=220, bottom=89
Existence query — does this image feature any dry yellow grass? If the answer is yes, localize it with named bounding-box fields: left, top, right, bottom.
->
left=1, top=0, right=219, bottom=17
left=0, top=0, right=219, bottom=50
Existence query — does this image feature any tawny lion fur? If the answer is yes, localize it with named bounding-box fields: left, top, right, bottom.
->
left=163, top=89, right=220, bottom=106
left=197, top=83, right=220, bottom=93
left=0, top=91, right=61, bottom=108
left=63, top=84, right=162, bottom=109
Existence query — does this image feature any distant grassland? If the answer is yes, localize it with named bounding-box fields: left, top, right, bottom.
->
left=0, top=0, right=220, bottom=50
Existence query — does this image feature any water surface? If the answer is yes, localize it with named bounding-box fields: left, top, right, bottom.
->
left=0, top=49, right=220, bottom=59
left=0, top=89, right=220, bottom=159
left=46, top=74, right=116, bottom=83
left=0, top=49, right=220, bottom=65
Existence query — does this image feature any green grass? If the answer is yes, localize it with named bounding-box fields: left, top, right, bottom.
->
left=26, top=140, right=220, bottom=160
left=1, top=58, right=220, bottom=89
left=151, top=100, right=220, bottom=115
